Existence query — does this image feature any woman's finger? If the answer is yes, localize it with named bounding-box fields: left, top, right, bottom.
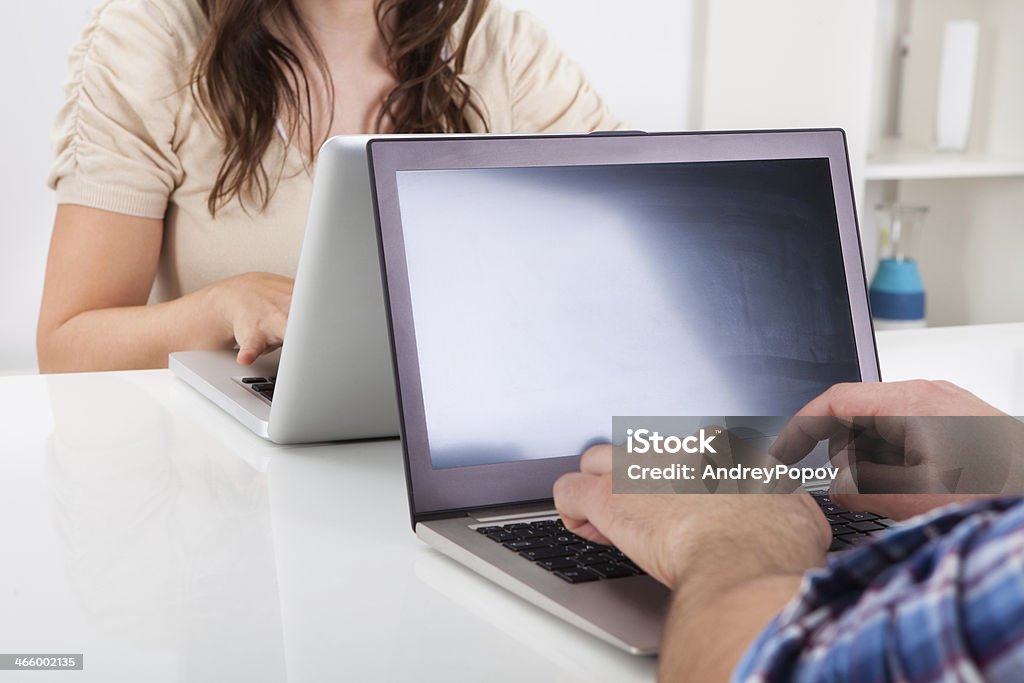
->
left=236, top=327, right=269, bottom=365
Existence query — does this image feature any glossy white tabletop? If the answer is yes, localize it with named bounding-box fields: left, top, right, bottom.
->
left=3, top=323, right=1024, bottom=682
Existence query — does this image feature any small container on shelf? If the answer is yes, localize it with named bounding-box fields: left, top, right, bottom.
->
left=869, top=204, right=928, bottom=330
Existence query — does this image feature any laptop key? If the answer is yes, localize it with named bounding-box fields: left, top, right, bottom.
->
left=574, top=553, right=608, bottom=566
left=841, top=511, right=880, bottom=522
left=251, top=383, right=275, bottom=392
left=619, top=559, right=646, bottom=575
left=517, top=528, right=547, bottom=538
left=830, top=525, right=858, bottom=537
left=241, top=377, right=266, bottom=384
left=486, top=532, right=519, bottom=543
left=575, top=543, right=609, bottom=555
left=554, top=568, right=601, bottom=584
left=828, top=537, right=851, bottom=552
left=524, top=535, right=554, bottom=545
left=848, top=521, right=886, bottom=533
left=845, top=533, right=873, bottom=545
left=591, top=564, right=637, bottom=579
left=536, top=557, right=580, bottom=571
left=520, top=547, right=575, bottom=561
left=476, top=526, right=505, bottom=535
left=505, top=539, right=552, bottom=551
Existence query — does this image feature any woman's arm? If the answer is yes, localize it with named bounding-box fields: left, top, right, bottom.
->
left=37, top=205, right=292, bottom=373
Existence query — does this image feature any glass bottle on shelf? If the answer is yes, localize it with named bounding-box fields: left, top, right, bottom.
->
left=869, top=203, right=928, bottom=330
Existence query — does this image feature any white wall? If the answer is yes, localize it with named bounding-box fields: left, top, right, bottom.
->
left=697, top=0, right=887, bottom=279
left=1, top=2, right=98, bottom=373
left=0, top=0, right=695, bottom=375
left=698, top=1, right=879, bottom=187
left=501, top=0, right=696, bottom=132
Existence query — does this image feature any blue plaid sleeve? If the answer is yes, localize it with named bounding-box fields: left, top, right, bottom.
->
left=733, top=496, right=1024, bottom=683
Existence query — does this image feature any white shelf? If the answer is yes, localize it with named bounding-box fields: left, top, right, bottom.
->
left=865, top=146, right=1024, bottom=181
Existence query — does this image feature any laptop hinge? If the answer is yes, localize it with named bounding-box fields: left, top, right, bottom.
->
left=470, top=502, right=558, bottom=523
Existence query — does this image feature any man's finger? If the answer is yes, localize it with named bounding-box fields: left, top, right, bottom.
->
left=771, top=416, right=854, bottom=463
left=580, top=444, right=613, bottom=475
left=771, top=383, right=912, bottom=462
left=553, top=471, right=612, bottom=535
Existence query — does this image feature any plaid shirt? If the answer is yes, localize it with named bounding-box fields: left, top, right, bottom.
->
left=734, top=496, right=1024, bottom=683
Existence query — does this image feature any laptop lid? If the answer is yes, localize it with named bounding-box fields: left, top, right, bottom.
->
left=368, top=130, right=879, bottom=520
left=265, top=135, right=407, bottom=443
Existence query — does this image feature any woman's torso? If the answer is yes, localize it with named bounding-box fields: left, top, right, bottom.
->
left=53, top=0, right=622, bottom=303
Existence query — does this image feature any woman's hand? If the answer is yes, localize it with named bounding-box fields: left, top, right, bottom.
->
left=199, top=272, right=295, bottom=365
left=39, top=207, right=296, bottom=372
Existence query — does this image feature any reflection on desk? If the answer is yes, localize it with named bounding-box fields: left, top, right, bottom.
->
left=1, top=370, right=656, bottom=683
left=45, top=372, right=284, bottom=682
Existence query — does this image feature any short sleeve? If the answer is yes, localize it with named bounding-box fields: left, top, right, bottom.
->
left=505, top=10, right=625, bottom=133
left=48, top=0, right=186, bottom=219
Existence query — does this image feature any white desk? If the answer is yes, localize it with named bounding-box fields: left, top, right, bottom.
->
left=3, top=323, right=1024, bottom=682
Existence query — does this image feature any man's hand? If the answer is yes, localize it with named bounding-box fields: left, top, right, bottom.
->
left=554, top=445, right=830, bottom=589
left=553, top=445, right=830, bottom=681
left=770, top=380, right=1020, bottom=520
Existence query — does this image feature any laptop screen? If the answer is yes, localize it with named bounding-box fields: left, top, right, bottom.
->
left=393, top=158, right=862, bottom=470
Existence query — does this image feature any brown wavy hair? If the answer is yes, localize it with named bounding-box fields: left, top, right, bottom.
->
left=192, top=0, right=489, bottom=215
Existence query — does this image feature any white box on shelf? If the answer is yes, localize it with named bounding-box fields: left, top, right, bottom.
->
left=935, top=20, right=980, bottom=152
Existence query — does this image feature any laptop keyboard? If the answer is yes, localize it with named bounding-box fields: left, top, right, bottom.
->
left=475, top=518, right=645, bottom=584
left=477, top=493, right=894, bottom=584
left=810, top=490, right=894, bottom=552
left=241, top=376, right=276, bottom=401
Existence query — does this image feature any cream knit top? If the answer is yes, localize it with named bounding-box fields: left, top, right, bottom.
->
left=48, top=0, right=622, bottom=303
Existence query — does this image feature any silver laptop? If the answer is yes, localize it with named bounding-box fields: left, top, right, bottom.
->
left=367, top=130, right=880, bottom=654
left=170, top=135, right=399, bottom=444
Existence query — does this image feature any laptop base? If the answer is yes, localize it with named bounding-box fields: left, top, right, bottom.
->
left=169, top=349, right=278, bottom=439
left=418, top=508, right=669, bottom=655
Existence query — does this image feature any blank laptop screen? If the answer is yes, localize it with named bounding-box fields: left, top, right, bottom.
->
left=394, top=159, right=861, bottom=469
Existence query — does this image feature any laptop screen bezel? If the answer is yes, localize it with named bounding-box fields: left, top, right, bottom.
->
left=367, top=130, right=880, bottom=520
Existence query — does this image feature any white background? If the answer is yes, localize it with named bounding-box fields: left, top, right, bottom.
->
left=0, top=0, right=696, bottom=373
left=1, top=2, right=98, bottom=372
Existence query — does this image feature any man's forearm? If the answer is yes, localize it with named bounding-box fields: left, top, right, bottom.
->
left=659, top=574, right=804, bottom=682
